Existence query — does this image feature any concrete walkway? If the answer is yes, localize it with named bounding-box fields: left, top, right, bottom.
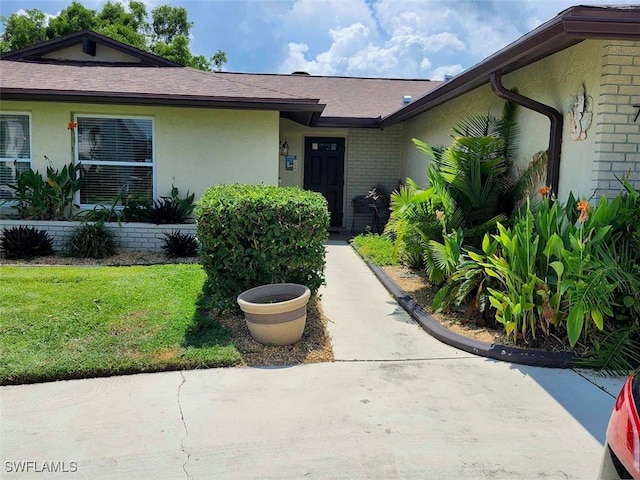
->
left=0, top=242, right=625, bottom=479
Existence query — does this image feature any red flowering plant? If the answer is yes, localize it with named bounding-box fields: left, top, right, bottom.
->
left=433, top=170, right=639, bottom=370
left=445, top=188, right=638, bottom=363
left=538, top=185, right=551, bottom=198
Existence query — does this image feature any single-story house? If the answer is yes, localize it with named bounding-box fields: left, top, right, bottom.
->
left=1, top=4, right=638, bottom=235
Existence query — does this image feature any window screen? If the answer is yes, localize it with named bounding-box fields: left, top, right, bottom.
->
left=0, top=113, right=31, bottom=201
left=76, top=116, right=154, bottom=206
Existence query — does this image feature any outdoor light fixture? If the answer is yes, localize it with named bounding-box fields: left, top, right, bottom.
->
left=280, top=140, right=289, bottom=156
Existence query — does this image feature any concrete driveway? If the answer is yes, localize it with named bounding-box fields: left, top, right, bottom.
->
left=0, top=242, right=624, bottom=479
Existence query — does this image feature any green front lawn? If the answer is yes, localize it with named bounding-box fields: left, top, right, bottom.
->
left=0, top=264, right=241, bottom=385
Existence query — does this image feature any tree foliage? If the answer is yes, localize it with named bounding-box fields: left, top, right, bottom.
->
left=151, top=5, right=190, bottom=44
left=0, top=8, right=48, bottom=52
left=0, top=1, right=226, bottom=71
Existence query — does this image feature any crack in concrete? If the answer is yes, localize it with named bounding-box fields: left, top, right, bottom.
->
left=573, top=369, right=618, bottom=398
left=177, top=371, right=191, bottom=479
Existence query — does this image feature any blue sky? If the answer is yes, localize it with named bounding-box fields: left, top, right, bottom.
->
left=0, top=0, right=632, bottom=79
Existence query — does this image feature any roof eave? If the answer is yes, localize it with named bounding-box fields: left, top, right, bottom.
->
left=0, top=89, right=326, bottom=114
left=314, top=116, right=381, bottom=128
left=563, top=16, right=640, bottom=40
left=379, top=6, right=640, bottom=128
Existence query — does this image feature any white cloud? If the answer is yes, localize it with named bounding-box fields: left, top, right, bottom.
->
left=423, top=32, right=465, bottom=53
left=277, top=0, right=472, bottom=78
left=280, top=21, right=439, bottom=78
left=280, top=41, right=333, bottom=75
left=4, top=0, right=637, bottom=79
left=278, top=0, right=377, bottom=55
left=14, top=7, right=56, bottom=24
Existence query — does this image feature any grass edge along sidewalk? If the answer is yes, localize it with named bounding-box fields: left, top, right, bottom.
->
left=1, top=263, right=333, bottom=385
left=0, top=264, right=241, bottom=385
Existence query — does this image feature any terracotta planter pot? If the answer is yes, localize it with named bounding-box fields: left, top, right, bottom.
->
left=236, top=283, right=311, bottom=346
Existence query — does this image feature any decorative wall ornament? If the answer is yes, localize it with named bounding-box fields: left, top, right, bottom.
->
left=567, top=84, right=593, bottom=141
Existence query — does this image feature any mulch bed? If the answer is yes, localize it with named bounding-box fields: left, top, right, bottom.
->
left=382, top=265, right=577, bottom=353
left=0, top=251, right=198, bottom=266
left=218, top=298, right=334, bottom=366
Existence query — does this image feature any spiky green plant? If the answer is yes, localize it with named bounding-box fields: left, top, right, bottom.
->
left=161, top=230, right=199, bottom=257
left=1, top=226, right=54, bottom=259
left=62, top=222, right=117, bottom=259
left=579, top=326, right=640, bottom=375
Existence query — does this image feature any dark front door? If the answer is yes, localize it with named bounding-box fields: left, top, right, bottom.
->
left=304, top=137, right=345, bottom=228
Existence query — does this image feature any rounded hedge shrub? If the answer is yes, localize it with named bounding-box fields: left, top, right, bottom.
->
left=195, top=184, right=330, bottom=304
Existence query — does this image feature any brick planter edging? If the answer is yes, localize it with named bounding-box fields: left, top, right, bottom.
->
left=0, top=219, right=197, bottom=252
left=361, top=256, right=580, bottom=369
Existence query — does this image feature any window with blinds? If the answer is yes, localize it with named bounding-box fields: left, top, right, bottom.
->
left=0, top=113, right=32, bottom=201
left=76, top=115, right=154, bottom=206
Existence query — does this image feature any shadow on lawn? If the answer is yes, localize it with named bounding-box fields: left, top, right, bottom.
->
left=183, top=285, right=335, bottom=366
left=182, top=290, right=237, bottom=349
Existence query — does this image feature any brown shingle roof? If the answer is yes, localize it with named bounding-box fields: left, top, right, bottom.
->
left=0, top=28, right=440, bottom=127
left=0, top=60, right=328, bottom=125
left=0, top=61, right=321, bottom=102
left=210, top=73, right=440, bottom=125
left=0, top=60, right=438, bottom=127
left=0, top=29, right=181, bottom=67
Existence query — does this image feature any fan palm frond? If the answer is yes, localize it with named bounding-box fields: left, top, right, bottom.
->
left=508, top=150, right=548, bottom=209
left=579, top=325, right=640, bottom=376
left=452, top=114, right=498, bottom=138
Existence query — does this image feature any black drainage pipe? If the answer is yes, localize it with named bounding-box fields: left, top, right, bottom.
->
left=490, top=71, right=563, bottom=197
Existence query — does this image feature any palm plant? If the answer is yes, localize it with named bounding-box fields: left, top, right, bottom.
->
left=385, top=179, right=445, bottom=272
left=450, top=97, right=547, bottom=214
left=386, top=98, right=547, bottom=283
left=415, top=135, right=510, bottom=246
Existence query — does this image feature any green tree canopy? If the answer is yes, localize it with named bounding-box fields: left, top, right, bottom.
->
left=47, top=2, right=96, bottom=38
left=0, top=8, right=48, bottom=52
left=0, top=1, right=226, bottom=71
left=151, top=5, right=190, bottom=44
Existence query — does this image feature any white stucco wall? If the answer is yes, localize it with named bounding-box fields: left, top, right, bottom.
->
left=401, top=85, right=503, bottom=188
left=0, top=101, right=279, bottom=201
left=400, top=39, right=609, bottom=201
left=505, top=39, right=604, bottom=200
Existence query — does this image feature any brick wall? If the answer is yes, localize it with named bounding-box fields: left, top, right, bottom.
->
left=346, top=124, right=403, bottom=233
left=593, top=41, right=640, bottom=198
left=1, top=220, right=197, bottom=252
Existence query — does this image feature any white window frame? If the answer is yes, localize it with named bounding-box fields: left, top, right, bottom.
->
left=74, top=113, right=156, bottom=208
left=0, top=111, right=33, bottom=205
